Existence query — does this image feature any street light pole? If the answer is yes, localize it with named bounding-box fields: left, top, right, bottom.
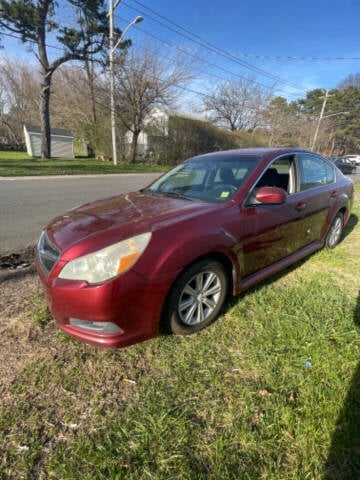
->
left=108, top=5, right=143, bottom=166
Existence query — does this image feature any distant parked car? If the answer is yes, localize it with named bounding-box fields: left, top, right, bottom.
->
left=343, top=155, right=360, bottom=166
left=36, top=148, right=354, bottom=349
left=343, top=155, right=360, bottom=165
left=329, top=156, right=357, bottom=174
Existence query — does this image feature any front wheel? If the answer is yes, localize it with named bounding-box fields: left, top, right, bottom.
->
left=164, top=260, right=228, bottom=335
left=326, top=212, right=344, bottom=248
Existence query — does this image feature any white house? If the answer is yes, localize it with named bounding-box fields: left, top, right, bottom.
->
left=124, top=108, right=206, bottom=156
left=24, top=124, right=75, bottom=158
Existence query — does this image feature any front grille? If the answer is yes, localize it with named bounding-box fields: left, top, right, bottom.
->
left=38, top=231, right=60, bottom=275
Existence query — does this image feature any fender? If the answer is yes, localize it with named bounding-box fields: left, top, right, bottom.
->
left=134, top=213, right=241, bottom=293
left=322, top=191, right=352, bottom=241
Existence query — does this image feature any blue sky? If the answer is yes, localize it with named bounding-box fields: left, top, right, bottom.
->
left=118, top=0, right=360, bottom=99
left=3, top=0, right=360, bottom=102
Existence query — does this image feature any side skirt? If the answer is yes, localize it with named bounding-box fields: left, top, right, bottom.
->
left=234, top=241, right=323, bottom=295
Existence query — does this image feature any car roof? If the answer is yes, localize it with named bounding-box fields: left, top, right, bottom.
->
left=193, top=147, right=312, bottom=160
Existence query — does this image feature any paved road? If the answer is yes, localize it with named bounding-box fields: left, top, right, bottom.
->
left=0, top=173, right=161, bottom=253
left=1, top=170, right=358, bottom=255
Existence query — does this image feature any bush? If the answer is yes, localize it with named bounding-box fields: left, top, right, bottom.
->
left=147, top=116, right=268, bottom=165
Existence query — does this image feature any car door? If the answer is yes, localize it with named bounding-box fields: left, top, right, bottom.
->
left=239, top=155, right=302, bottom=276
left=294, top=152, right=336, bottom=244
left=240, top=153, right=334, bottom=276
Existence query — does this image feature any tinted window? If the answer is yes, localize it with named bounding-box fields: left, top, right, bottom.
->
left=298, top=154, right=334, bottom=191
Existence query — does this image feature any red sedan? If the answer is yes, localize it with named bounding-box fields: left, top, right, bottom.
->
left=36, top=148, right=354, bottom=348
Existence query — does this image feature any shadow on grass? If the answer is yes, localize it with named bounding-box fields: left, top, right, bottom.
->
left=342, top=213, right=358, bottom=242
left=324, top=290, right=360, bottom=479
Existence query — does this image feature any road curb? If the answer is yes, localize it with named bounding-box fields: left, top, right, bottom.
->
left=0, top=172, right=163, bottom=181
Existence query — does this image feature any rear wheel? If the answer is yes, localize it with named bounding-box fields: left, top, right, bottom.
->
left=326, top=212, right=344, bottom=248
left=164, top=259, right=228, bottom=335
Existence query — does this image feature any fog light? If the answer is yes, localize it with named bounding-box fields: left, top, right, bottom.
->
left=69, top=318, right=123, bottom=334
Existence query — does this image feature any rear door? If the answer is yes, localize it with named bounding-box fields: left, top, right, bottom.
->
left=295, top=152, right=336, bottom=244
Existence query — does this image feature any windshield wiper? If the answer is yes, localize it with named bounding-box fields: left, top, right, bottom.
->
left=159, top=190, right=194, bottom=201
left=139, top=187, right=158, bottom=195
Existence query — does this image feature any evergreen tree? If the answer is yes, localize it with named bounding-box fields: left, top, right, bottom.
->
left=0, top=0, right=112, bottom=158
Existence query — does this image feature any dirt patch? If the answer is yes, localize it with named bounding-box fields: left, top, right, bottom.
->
left=0, top=246, right=36, bottom=282
left=0, top=245, right=35, bottom=270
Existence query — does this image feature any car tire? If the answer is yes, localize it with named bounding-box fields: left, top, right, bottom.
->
left=326, top=212, right=344, bottom=248
left=164, top=259, right=228, bottom=335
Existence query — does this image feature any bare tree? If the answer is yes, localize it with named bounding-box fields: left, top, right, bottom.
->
left=114, top=45, right=194, bottom=163
left=0, top=0, right=112, bottom=158
left=50, top=65, right=110, bottom=154
left=51, top=66, right=106, bottom=130
left=338, top=73, right=360, bottom=90
left=0, top=57, right=39, bottom=147
left=203, top=78, right=272, bottom=132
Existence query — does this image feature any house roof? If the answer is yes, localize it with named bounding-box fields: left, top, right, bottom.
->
left=150, top=108, right=206, bottom=123
left=167, top=109, right=206, bottom=122
left=24, top=124, right=74, bottom=138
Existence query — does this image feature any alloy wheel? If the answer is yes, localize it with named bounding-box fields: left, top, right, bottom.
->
left=177, top=271, right=222, bottom=326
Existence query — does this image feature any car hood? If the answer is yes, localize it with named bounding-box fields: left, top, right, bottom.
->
left=46, top=191, right=218, bottom=255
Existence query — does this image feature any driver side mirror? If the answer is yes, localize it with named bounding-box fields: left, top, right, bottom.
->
left=255, top=186, right=287, bottom=205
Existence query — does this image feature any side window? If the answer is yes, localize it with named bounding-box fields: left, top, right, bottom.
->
left=246, top=155, right=294, bottom=205
left=253, top=156, right=293, bottom=193
left=298, top=154, right=334, bottom=191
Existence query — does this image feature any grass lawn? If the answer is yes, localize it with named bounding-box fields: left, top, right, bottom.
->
left=0, top=151, right=167, bottom=176
left=0, top=188, right=359, bottom=479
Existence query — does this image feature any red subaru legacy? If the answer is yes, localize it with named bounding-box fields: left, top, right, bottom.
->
left=36, top=148, right=354, bottom=348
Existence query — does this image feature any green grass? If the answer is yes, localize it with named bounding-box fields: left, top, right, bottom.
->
left=0, top=151, right=167, bottom=176
left=1, top=189, right=360, bottom=479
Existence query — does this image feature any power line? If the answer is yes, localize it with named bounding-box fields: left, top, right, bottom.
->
left=0, top=17, right=304, bottom=103
left=0, top=27, right=302, bottom=104
left=120, top=21, right=275, bottom=91
left=122, top=0, right=307, bottom=93
left=1, top=11, right=305, bottom=98
left=115, top=15, right=303, bottom=100
left=228, top=53, right=360, bottom=61
left=127, top=39, right=302, bottom=102
left=127, top=0, right=360, bottom=62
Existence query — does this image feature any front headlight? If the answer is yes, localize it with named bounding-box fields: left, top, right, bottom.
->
left=58, top=232, right=151, bottom=283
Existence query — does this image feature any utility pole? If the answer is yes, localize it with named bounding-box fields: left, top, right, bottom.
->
left=311, top=90, right=329, bottom=151
left=109, top=0, right=117, bottom=165
left=108, top=1, right=143, bottom=165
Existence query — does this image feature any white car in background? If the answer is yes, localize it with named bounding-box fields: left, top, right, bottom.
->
left=344, top=155, right=360, bottom=166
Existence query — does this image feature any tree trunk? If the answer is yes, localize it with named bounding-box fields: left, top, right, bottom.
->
left=85, top=58, right=97, bottom=124
left=40, top=69, right=52, bottom=159
left=130, top=130, right=140, bottom=164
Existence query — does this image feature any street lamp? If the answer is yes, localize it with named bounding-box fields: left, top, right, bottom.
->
left=109, top=8, right=143, bottom=165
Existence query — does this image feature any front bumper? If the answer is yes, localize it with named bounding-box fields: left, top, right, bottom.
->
left=35, top=255, right=171, bottom=348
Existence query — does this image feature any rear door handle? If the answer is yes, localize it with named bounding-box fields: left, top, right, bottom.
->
left=330, top=190, right=338, bottom=198
left=295, top=202, right=307, bottom=211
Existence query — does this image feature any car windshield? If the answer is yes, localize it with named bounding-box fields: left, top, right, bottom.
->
left=148, top=154, right=262, bottom=203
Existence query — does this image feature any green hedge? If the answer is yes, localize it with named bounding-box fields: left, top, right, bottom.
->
left=147, top=116, right=268, bottom=164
